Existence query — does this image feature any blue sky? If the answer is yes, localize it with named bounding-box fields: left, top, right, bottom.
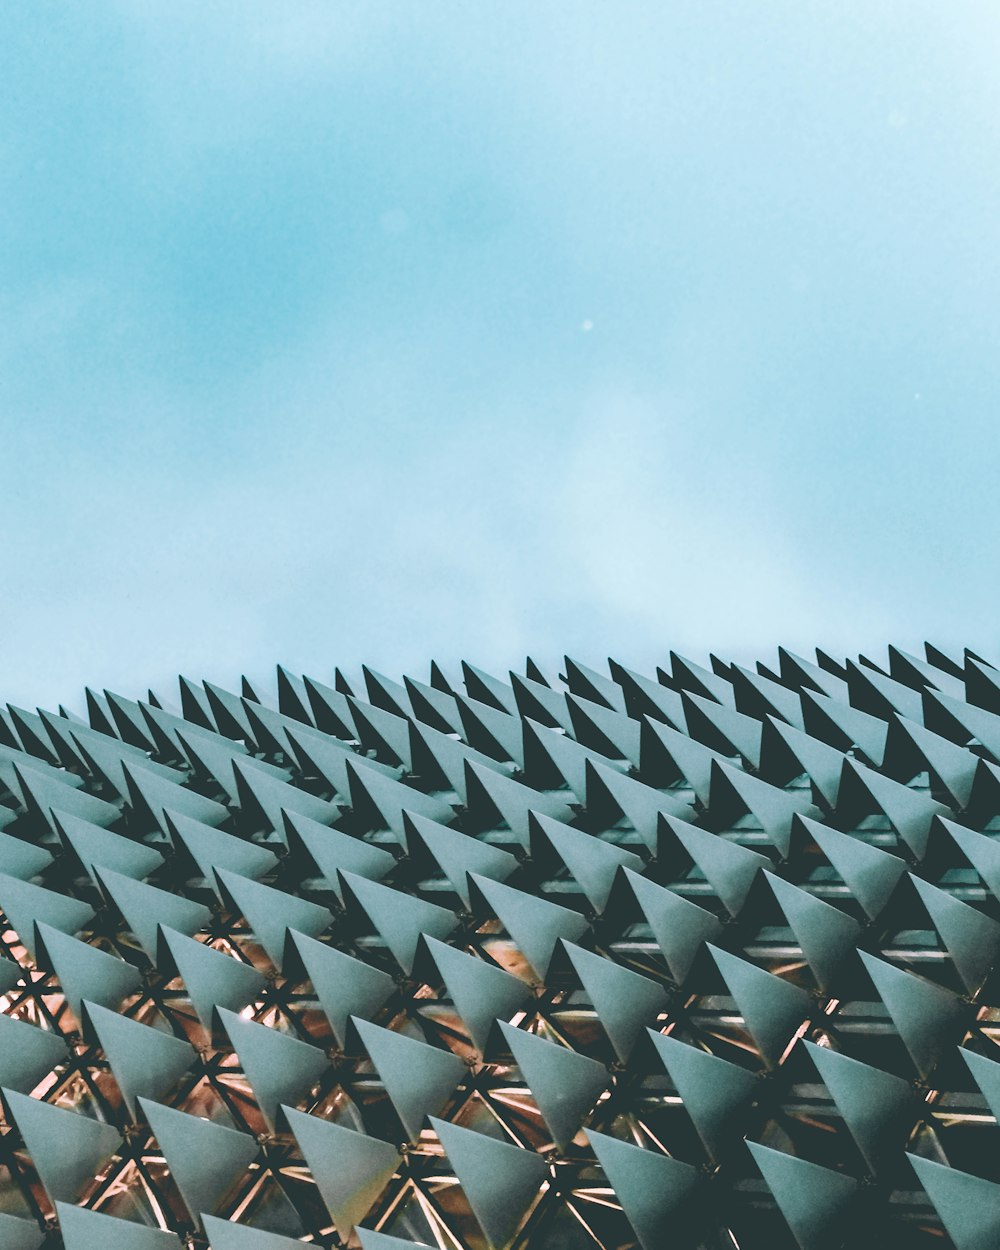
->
left=2, top=2, right=999, bottom=710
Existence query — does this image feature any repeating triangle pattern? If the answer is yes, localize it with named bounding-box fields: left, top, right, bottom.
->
left=1, top=649, right=1000, bottom=1247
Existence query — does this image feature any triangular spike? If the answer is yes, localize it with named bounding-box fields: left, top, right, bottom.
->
left=403, top=810, right=518, bottom=907
left=959, top=1047, right=1000, bottom=1124
left=140, top=702, right=238, bottom=759
left=858, top=951, right=967, bottom=1079
left=157, top=926, right=266, bottom=1031
left=585, top=1129, right=701, bottom=1250
left=909, top=874, right=1000, bottom=994
left=521, top=718, right=609, bottom=799
left=351, top=1017, right=466, bottom=1140
left=907, top=1153, right=1000, bottom=1250
left=57, top=1203, right=181, bottom=1250
left=965, top=655, right=1000, bottom=714
left=231, top=757, right=340, bottom=835
left=54, top=810, right=165, bottom=882
left=462, top=663, right=518, bottom=715
left=0, top=874, right=94, bottom=959
left=0, top=1012, right=67, bottom=1093
left=176, top=729, right=290, bottom=804
left=924, top=687, right=1000, bottom=760
left=3, top=1087, right=120, bottom=1204
left=746, top=1141, right=858, bottom=1250
left=15, top=713, right=97, bottom=779
left=403, top=675, right=464, bottom=735
left=201, top=1214, right=307, bottom=1250
left=339, top=871, right=455, bottom=974
left=35, top=922, right=142, bottom=1022
left=422, top=936, right=531, bottom=1054
left=281, top=1108, right=399, bottom=1236
left=847, top=659, right=924, bottom=722
left=138, top=1097, right=259, bottom=1224
left=561, top=941, right=668, bottom=1062
left=8, top=704, right=62, bottom=762
left=178, top=677, right=217, bottom=731
left=622, top=868, right=723, bottom=984
left=84, top=688, right=118, bottom=737
left=660, top=815, right=770, bottom=917
left=346, top=758, right=454, bottom=841
left=801, top=814, right=907, bottom=920
left=430, top=660, right=457, bottom=694
left=2, top=736, right=85, bottom=800
left=565, top=693, right=641, bottom=766
left=680, top=689, right=763, bottom=768
left=283, top=809, right=395, bottom=902
left=348, top=698, right=412, bottom=769
left=96, top=866, right=212, bottom=959
left=165, top=810, right=279, bottom=894
left=241, top=675, right=265, bottom=703
left=362, top=667, right=414, bottom=720
left=646, top=1031, right=756, bottom=1161
left=357, top=1231, right=433, bottom=1250
left=30, top=710, right=84, bottom=772
left=765, top=873, right=862, bottom=993
left=407, top=719, right=510, bottom=803
left=638, top=718, right=726, bottom=802
left=463, top=760, right=573, bottom=848
left=285, top=930, right=396, bottom=1049
left=302, top=675, right=357, bottom=740
left=708, top=945, right=812, bottom=1068
left=12, top=761, right=120, bottom=835
left=333, top=668, right=357, bottom=698
left=431, top=1116, right=548, bottom=1249
left=667, top=653, right=735, bottom=707
left=469, top=873, right=589, bottom=979
left=757, top=716, right=845, bottom=808
left=217, top=1007, right=327, bottom=1131
left=215, top=869, right=333, bottom=971
left=122, top=761, right=228, bottom=835
left=529, top=811, right=642, bottom=913
left=524, top=657, right=551, bottom=687
left=925, top=642, right=965, bottom=679
left=276, top=664, right=314, bottom=725
left=0, top=830, right=52, bottom=881
left=563, top=658, right=627, bottom=712
left=0, top=956, right=23, bottom=995
left=70, top=730, right=185, bottom=799
left=202, top=681, right=253, bottom=740
left=511, top=672, right=574, bottom=734
left=83, top=1001, right=195, bottom=1119
left=800, top=688, right=888, bottom=766
left=730, top=665, right=806, bottom=729
left=236, top=698, right=299, bottom=756
left=838, top=758, right=951, bottom=860
left=708, top=760, right=821, bottom=857
left=498, top=1021, right=607, bottom=1151
left=584, top=758, right=694, bottom=852
left=607, top=662, right=687, bottom=729
left=885, top=715, right=978, bottom=807
left=967, top=757, right=1000, bottom=816
left=286, top=724, right=398, bottom=800
left=888, top=645, right=959, bottom=693
left=937, top=818, right=1000, bottom=902
left=455, top=695, right=524, bottom=767
left=804, top=1041, right=914, bottom=1173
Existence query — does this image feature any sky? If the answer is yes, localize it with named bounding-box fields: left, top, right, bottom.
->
left=2, top=2, right=1000, bottom=711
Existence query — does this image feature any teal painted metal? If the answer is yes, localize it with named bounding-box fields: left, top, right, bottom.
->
left=0, top=649, right=997, bottom=1247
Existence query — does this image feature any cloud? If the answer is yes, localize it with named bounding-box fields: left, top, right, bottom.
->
left=2, top=3, right=1000, bottom=709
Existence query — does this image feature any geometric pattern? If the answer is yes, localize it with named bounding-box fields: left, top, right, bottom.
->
left=2, top=647, right=1000, bottom=1248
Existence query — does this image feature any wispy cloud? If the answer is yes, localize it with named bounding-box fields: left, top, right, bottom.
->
left=1, top=3, right=999, bottom=708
